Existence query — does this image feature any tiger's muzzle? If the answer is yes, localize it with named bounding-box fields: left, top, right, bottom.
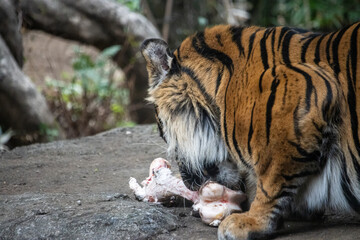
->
left=179, top=160, right=243, bottom=192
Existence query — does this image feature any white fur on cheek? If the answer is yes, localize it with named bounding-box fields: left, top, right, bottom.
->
left=161, top=109, right=229, bottom=176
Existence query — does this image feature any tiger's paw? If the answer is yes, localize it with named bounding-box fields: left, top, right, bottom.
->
left=218, top=213, right=273, bottom=240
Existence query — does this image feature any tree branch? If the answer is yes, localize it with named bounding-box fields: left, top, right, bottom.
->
left=0, top=35, right=56, bottom=135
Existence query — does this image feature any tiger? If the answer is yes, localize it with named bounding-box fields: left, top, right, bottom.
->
left=141, top=21, right=360, bottom=240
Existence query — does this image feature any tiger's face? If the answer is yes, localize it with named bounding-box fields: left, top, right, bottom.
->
left=141, top=38, right=243, bottom=191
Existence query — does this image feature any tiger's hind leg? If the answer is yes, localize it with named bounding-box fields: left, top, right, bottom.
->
left=218, top=64, right=342, bottom=240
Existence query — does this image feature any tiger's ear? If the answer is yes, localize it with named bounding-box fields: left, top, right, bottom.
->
left=141, top=38, right=173, bottom=87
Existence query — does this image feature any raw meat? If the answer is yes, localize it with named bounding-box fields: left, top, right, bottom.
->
left=129, top=158, right=246, bottom=226
left=129, top=158, right=197, bottom=202
left=194, top=180, right=246, bottom=226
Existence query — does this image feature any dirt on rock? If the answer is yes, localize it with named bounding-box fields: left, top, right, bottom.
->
left=1, top=125, right=360, bottom=240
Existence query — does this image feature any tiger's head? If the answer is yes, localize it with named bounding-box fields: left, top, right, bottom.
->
left=141, top=35, right=243, bottom=191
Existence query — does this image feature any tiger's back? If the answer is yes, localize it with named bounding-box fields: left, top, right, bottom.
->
left=141, top=22, right=360, bottom=239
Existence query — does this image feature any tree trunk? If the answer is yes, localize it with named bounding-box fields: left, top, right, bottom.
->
left=20, top=0, right=161, bottom=123
left=0, top=0, right=59, bottom=146
left=0, top=0, right=23, bottom=67
left=0, top=36, right=56, bottom=141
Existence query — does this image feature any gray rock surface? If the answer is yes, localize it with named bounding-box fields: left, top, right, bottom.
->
left=1, top=125, right=359, bottom=239
left=0, top=193, right=181, bottom=240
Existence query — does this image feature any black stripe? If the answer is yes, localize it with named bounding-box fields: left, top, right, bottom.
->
left=260, top=28, right=272, bottom=70
left=322, top=78, right=333, bottom=121
left=282, top=185, right=298, bottom=190
left=169, top=56, right=180, bottom=75
left=281, top=170, right=319, bottom=181
left=271, top=66, right=275, bottom=80
left=275, top=191, right=295, bottom=199
left=271, top=27, right=276, bottom=66
left=192, top=32, right=234, bottom=75
left=232, top=110, right=252, bottom=169
left=293, top=101, right=302, bottom=140
left=301, top=64, right=333, bottom=120
left=215, top=66, right=224, bottom=95
left=332, top=25, right=352, bottom=76
left=314, top=69, right=333, bottom=121
left=181, top=67, right=219, bottom=118
left=346, top=24, right=360, bottom=168
left=247, top=29, right=260, bottom=61
left=281, top=30, right=297, bottom=66
left=273, top=204, right=283, bottom=212
left=350, top=24, right=360, bottom=87
left=259, top=180, right=271, bottom=199
left=325, top=32, right=336, bottom=65
left=164, top=91, right=183, bottom=98
left=278, top=27, right=290, bottom=50
left=312, top=119, right=322, bottom=132
left=248, top=102, right=256, bottom=156
left=301, top=34, right=318, bottom=62
left=345, top=53, right=360, bottom=157
left=258, top=71, right=265, bottom=93
left=313, top=77, right=318, bottom=108
left=176, top=46, right=182, bottom=62
left=219, top=29, right=237, bottom=166
left=282, top=73, right=289, bottom=106
left=154, top=105, right=166, bottom=142
left=181, top=67, right=213, bottom=102
left=288, top=141, right=320, bottom=163
left=291, top=151, right=320, bottom=163
left=341, top=154, right=360, bottom=213
left=223, top=82, right=231, bottom=154
left=314, top=34, right=326, bottom=65
left=266, top=77, right=280, bottom=144
left=293, top=66, right=314, bottom=112
left=216, top=33, right=224, bottom=47
left=230, top=26, right=245, bottom=57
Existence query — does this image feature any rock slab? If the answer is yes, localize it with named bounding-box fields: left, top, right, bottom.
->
left=1, top=125, right=359, bottom=240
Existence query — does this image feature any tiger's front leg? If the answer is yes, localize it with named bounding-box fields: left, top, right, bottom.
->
left=218, top=138, right=322, bottom=240
left=218, top=165, right=292, bottom=240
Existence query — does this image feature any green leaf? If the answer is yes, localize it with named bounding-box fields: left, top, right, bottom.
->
left=100, top=45, right=121, bottom=58
left=111, top=103, right=124, bottom=114
left=72, top=53, right=95, bottom=70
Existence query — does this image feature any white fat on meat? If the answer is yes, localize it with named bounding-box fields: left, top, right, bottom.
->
left=129, top=158, right=246, bottom=226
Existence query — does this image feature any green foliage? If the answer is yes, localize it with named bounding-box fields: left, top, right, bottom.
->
left=45, top=45, right=131, bottom=139
left=39, top=123, right=59, bottom=142
left=115, top=0, right=141, bottom=12
left=254, top=0, right=360, bottom=30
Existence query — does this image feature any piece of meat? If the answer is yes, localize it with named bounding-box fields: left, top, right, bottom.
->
left=129, top=158, right=198, bottom=202
left=194, top=181, right=246, bottom=226
left=129, top=158, right=247, bottom=226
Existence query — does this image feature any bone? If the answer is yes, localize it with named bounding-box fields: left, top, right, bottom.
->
left=129, top=158, right=246, bottom=226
